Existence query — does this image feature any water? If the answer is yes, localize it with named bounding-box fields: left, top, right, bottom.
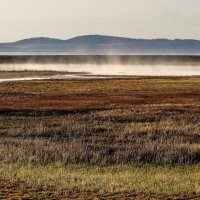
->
left=1, top=55, right=200, bottom=82
left=1, top=63, right=200, bottom=76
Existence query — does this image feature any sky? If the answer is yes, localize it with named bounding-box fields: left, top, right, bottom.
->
left=0, top=0, right=200, bottom=42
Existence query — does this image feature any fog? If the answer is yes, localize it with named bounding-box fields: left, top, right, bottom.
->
left=1, top=63, right=200, bottom=76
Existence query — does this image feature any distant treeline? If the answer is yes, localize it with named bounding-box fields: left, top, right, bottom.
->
left=1, top=55, right=200, bottom=65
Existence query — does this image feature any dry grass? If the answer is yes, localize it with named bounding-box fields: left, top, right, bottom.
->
left=1, top=112, right=200, bottom=165
left=1, top=77, right=200, bottom=196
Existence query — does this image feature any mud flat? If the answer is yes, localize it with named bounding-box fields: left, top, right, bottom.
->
left=0, top=71, right=95, bottom=82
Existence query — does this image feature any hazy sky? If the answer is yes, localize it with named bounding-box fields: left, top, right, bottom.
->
left=0, top=0, right=200, bottom=42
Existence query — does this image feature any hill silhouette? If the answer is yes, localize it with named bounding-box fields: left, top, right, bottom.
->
left=1, top=35, right=200, bottom=54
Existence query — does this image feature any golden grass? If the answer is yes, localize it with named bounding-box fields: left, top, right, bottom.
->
left=1, top=164, right=200, bottom=195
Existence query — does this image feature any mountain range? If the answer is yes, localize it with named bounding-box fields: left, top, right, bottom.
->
left=1, top=35, right=200, bottom=54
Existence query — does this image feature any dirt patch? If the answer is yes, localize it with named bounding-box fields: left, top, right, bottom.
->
left=0, top=180, right=199, bottom=200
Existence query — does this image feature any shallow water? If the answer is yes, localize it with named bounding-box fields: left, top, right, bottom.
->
left=0, top=63, right=200, bottom=82
left=1, top=63, right=200, bottom=75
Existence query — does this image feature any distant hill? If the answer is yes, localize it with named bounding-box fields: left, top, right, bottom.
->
left=1, top=35, right=200, bottom=54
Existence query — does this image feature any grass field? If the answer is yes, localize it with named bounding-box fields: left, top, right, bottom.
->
left=1, top=76, right=200, bottom=199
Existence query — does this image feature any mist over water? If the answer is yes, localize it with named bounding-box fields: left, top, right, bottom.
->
left=1, top=63, right=200, bottom=76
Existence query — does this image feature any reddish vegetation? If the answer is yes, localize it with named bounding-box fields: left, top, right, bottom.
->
left=0, top=77, right=200, bottom=112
